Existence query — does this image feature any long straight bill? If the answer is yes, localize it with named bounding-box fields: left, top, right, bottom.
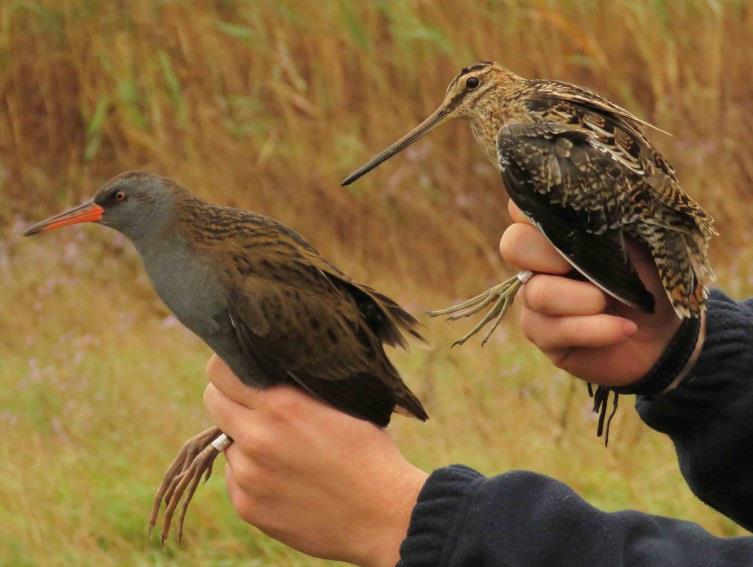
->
left=23, top=199, right=104, bottom=236
left=341, top=106, right=450, bottom=186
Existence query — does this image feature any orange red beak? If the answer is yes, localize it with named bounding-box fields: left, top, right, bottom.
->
left=23, top=200, right=104, bottom=236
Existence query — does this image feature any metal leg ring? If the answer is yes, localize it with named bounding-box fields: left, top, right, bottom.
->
left=210, top=433, right=231, bottom=452
left=517, top=270, right=533, bottom=284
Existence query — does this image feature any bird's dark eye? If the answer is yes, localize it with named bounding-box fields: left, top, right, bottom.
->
left=115, top=191, right=126, bottom=202
left=465, top=76, right=480, bottom=90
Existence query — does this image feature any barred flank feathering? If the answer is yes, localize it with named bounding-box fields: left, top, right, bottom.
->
left=634, top=225, right=709, bottom=317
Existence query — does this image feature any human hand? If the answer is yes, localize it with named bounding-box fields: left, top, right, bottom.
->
left=500, top=200, right=690, bottom=387
left=203, top=355, right=427, bottom=567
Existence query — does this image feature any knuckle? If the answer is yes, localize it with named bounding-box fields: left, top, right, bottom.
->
left=498, top=233, right=509, bottom=259
left=520, top=308, right=557, bottom=351
left=205, top=355, right=220, bottom=377
left=231, top=457, right=261, bottom=489
left=580, top=315, right=606, bottom=340
left=267, top=387, right=302, bottom=420
left=499, top=225, right=523, bottom=264
left=233, top=429, right=266, bottom=456
left=233, top=428, right=260, bottom=454
left=234, top=426, right=276, bottom=461
left=523, top=277, right=550, bottom=313
left=519, top=309, right=538, bottom=344
left=230, top=490, right=258, bottom=524
left=202, top=384, right=214, bottom=408
left=595, top=317, right=617, bottom=341
left=548, top=350, right=570, bottom=369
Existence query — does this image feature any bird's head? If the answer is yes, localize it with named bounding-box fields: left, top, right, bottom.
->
left=24, top=171, right=181, bottom=242
left=341, top=61, right=522, bottom=185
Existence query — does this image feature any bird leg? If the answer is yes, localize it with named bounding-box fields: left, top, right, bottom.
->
left=149, top=426, right=232, bottom=545
left=428, top=271, right=532, bottom=347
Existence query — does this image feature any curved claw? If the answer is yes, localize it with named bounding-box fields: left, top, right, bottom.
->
left=149, top=426, right=227, bottom=545
left=149, top=429, right=213, bottom=536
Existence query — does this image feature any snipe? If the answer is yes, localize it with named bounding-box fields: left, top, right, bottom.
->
left=343, top=62, right=715, bottom=347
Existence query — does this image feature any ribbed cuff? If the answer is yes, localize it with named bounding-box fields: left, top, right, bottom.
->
left=638, top=290, right=753, bottom=435
left=397, top=465, right=484, bottom=567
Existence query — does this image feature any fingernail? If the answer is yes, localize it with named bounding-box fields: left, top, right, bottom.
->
left=623, top=320, right=638, bottom=336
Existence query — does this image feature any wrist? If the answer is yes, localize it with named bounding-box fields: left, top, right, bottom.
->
left=616, top=312, right=704, bottom=397
left=359, top=464, right=428, bottom=567
left=660, top=310, right=707, bottom=394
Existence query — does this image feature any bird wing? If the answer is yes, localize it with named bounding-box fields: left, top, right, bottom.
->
left=185, top=205, right=427, bottom=425
left=195, top=204, right=423, bottom=348
left=496, top=121, right=656, bottom=312
left=524, top=83, right=713, bottom=239
left=296, top=247, right=424, bottom=348
left=224, top=271, right=403, bottom=426
left=213, top=232, right=426, bottom=426
left=526, top=79, right=673, bottom=137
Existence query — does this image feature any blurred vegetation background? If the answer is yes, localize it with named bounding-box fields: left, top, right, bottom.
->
left=2, top=0, right=752, bottom=565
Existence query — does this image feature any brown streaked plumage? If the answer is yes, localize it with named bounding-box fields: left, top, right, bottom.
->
left=23, top=171, right=428, bottom=543
left=343, top=61, right=715, bottom=338
left=342, top=62, right=715, bottom=443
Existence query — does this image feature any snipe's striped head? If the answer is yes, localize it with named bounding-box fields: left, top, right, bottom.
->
left=341, top=61, right=523, bottom=185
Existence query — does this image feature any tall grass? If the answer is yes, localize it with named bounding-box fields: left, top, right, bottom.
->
left=3, top=0, right=753, bottom=291
left=2, top=0, right=753, bottom=564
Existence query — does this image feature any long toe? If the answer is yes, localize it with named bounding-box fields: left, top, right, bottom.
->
left=426, top=286, right=497, bottom=317
left=442, top=276, right=524, bottom=347
left=445, top=292, right=497, bottom=321
left=177, top=448, right=221, bottom=543
left=150, top=426, right=223, bottom=543
left=161, top=443, right=221, bottom=545
left=480, top=297, right=513, bottom=347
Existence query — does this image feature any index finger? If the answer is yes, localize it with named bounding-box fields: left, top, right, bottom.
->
left=508, top=199, right=531, bottom=224
left=206, top=354, right=263, bottom=409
